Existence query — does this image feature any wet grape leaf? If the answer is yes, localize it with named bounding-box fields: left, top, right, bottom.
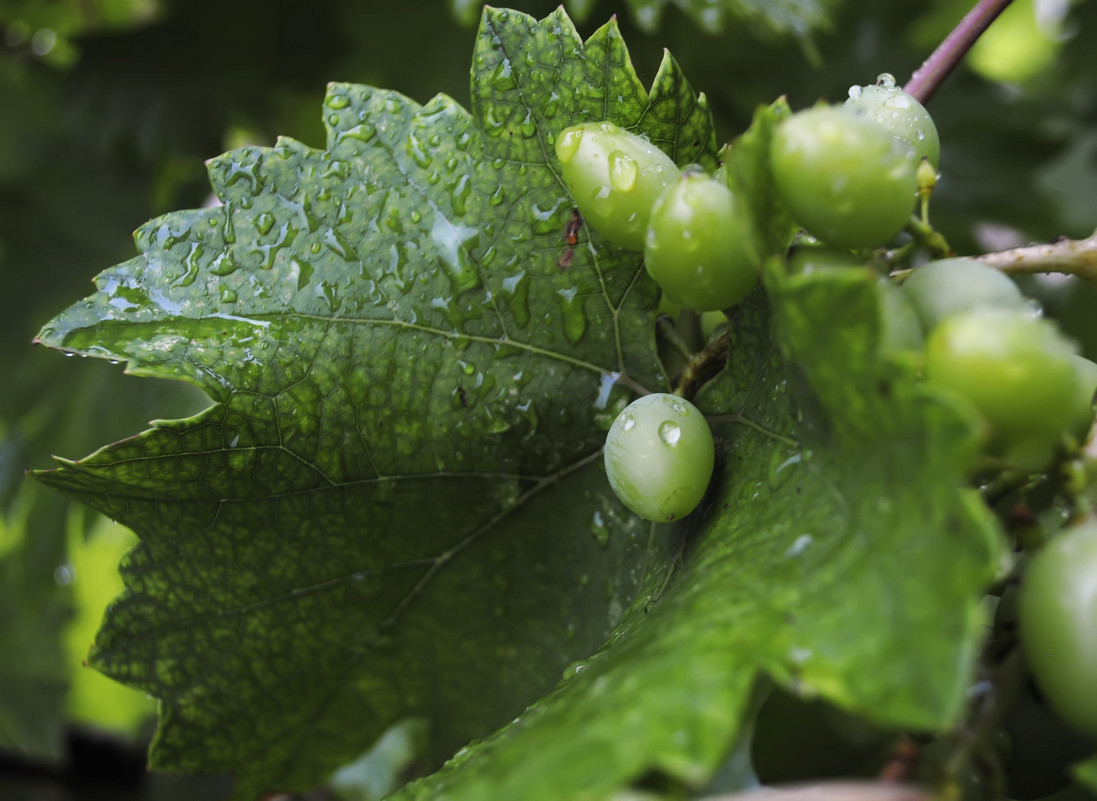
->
left=33, top=7, right=715, bottom=799
left=722, top=98, right=797, bottom=264
left=391, top=269, right=1004, bottom=800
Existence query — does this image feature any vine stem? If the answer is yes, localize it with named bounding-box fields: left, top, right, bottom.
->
left=904, top=0, right=1016, bottom=104
left=976, top=230, right=1097, bottom=280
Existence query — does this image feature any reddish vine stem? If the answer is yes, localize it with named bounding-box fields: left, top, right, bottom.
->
left=904, top=0, right=1015, bottom=104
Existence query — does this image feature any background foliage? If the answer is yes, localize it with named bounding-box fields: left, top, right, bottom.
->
left=2, top=0, right=1097, bottom=798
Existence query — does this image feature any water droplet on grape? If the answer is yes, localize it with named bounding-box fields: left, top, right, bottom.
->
left=658, top=420, right=681, bottom=446
left=621, top=413, right=635, bottom=431
left=876, top=73, right=897, bottom=89
left=556, top=128, right=582, bottom=163
left=608, top=150, right=638, bottom=191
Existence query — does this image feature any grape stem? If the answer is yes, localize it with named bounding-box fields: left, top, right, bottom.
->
left=674, top=322, right=730, bottom=398
left=976, top=230, right=1097, bottom=281
left=904, top=215, right=953, bottom=260
left=904, top=0, right=1015, bottom=104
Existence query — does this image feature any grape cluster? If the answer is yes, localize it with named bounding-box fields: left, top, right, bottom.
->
left=554, top=75, right=1097, bottom=527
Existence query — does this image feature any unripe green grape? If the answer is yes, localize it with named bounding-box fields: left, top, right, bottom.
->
left=1018, top=520, right=1097, bottom=739
left=787, top=248, right=923, bottom=354
left=604, top=393, right=714, bottom=522
left=644, top=172, right=758, bottom=311
left=699, top=310, right=728, bottom=342
left=876, top=279, right=924, bottom=354
left=1070, top=354, right=1097, bottom=441
left=555, top=121, right=680, bottom=251
left=901, top=258, right=1026, bottom=331
left=844, top=74, right=941, bottom=167
left=770, top=106, right=917, bottom=249
left=925, top=308, right=1084, bottom=470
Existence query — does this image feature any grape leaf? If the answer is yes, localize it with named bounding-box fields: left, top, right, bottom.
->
left=32, top=8, right=715, bottom=799
left=390, top=267, right=1004, bottom=800
left=33, top=8, right=1002, bottom=800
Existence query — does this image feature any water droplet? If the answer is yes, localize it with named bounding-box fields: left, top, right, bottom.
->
left=451, top=174, right=473, bottom=216
left=556, top=287, right=587, bottom=344
left=658, top=420, right=681, bottom=446
left=543, top=92, right=561, bottom=119
left=561, top=659, right=590, bottom=682
left=768, top=449, right=802, bottom=491
left=326, top=92, right=350, bottom=110
left=875, top=73, right=897, bottom=89
left=519, top=113, right=537, bottom=138
left=621, top=413, right=635, bottom=431
left=784, top=534, right=813, bottom=557
left=406, top=132, right=433, bottom=169
left=608, top=150, right=638, bottom=191
left=491, top=58, right=516, bottom=91
left=209, top=250, right=239, bottom=276
left=500, top=271, right=530, bottom=328
left=590, top=510, right=609, bottom=547
left=256, top=211, right=275, bottom=236
left=556, top=128, right=582, bottom=163
left=432, top=217, right=481, bottom=294
left=847, top=84, right=863, bottom=100
left=220, top=287, right=238, bottom=304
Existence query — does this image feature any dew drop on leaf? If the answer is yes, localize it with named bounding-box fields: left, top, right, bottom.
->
left=590, top=510, right=610, bottom=547
left=491, top=58, right=516, bottom=91
left=555, top=287, right=588, bottom=344
left=325, top=92, right=349, bottom=110
left=256, top=212, right=275, bottom=236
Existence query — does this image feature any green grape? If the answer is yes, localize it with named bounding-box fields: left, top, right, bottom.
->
left=1070, top=354, right=1097, bottom=441
left=900, top=258, right=1026, bottom=331
left=787, top=248, right=923, bottom=354
left=699, top=310, right=728, bottom=342
left=844, top=74, right=940, bottom=167
left=643, top=171, right=758, bottom=311
left=876, top=279, right=924, bottom=354
left=555, top=121, right=680, bottom=251
left=604, top=393, right=714, bottom=522
left=925, top=308, right=1085, bottom=470
left=1018, top=520, right=1097, bottom=739
left=770, top=105, right=917, bottom=249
